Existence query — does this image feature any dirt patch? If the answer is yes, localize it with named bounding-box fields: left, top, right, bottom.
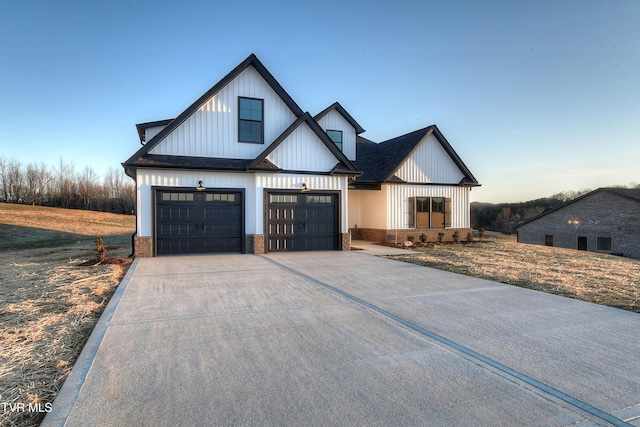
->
left=387, top=240, right=640, bottom=313
left=0, top=205, right=135, bottom=427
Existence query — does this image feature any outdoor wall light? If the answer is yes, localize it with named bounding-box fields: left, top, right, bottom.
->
left=301, top=183, right=310, bottom=192
left=196, top=180, right=206, bottom=191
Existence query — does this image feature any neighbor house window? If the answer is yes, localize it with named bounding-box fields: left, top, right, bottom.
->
left=326, top=130, right=343, bottom=150
left=577, top=236, right=587, bottom=251
left=238, top=97, right=263, bottom=143
left=597, top=237, right=612, bottom=252
left=408, top=197, right=451, bottom=228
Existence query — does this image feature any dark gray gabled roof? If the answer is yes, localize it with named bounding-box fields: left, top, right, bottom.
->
left=353, top=125, right=479, bottom=186
left=127, top=154, right=254, bottom=171
left=124, top=54, right=304, bottom=168
left=314, top=102, right=366, bottom=134
left=516, top=188, right=640, bottom=228
left=249, top=112, right=360, bottom=174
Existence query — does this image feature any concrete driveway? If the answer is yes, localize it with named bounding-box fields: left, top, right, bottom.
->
left=43, top=249, right=640, bottom=426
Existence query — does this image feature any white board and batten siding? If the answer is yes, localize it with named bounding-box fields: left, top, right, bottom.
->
left=395, top=133, right=465, bottom=184
left=386, top=184, right=471, bottom=229
left=136, top=169, right=349, bottom=237
left=149, top=66, right=297, bottom=159
left=316, top=109, right=356, bottom=161
left=145, top=125, right=169, bottom=142
left=267, top=123, right=339, bottom=172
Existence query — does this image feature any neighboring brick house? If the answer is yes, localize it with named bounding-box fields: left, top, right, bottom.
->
left=516, top=188, right=640, bottom=259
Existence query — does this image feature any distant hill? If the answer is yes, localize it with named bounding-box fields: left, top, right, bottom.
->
left=471, top=197, right=564, bottom=233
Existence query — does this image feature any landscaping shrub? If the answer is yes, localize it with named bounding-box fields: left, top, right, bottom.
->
left=437, top=232, right=444, bottom=243
left=452, top=231, right=460, bottom=243
left=420, top=234, right=427, bottom=243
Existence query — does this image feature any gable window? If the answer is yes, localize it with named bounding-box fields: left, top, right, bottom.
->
left=326, top=130, right=343, bottom=151
left=408, top=197, right=451, bottom=228
left=597, top=237, right=612, bottom=252
left=238, top=97, right=264, bottom=143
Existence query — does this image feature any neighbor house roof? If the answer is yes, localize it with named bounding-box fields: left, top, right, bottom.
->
left=314, top=102, right=366, bottom=134
left=516, top=188, right=640, bottom=228
left=124, top=53, right=304, bottom=169
left=353, top=125, right=479, bottom=186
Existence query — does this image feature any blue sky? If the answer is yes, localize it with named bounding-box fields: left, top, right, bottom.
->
left=1, top=0, right=638, bottom=203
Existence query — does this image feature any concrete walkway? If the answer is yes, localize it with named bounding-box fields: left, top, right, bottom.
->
left=43, top=251, right=640, bottom=426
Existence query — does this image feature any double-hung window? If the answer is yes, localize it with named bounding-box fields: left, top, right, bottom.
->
left=326, top=130, right=343, bottom=151
left=238, top=97, right=264, bottom=143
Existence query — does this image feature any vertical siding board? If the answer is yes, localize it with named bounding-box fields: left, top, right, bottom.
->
left=396, top=134, right=465, bottom=184
left=267, top=125, right=338, bottom=172
left=149, top=66, right=296, bottom=159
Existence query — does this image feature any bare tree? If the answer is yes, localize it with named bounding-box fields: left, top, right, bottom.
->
left=55, top=158, right=76, bottom=208
left=77, top=165, right=100, bottom=210
left=104, top=167, right=135, bottom=213
left=6, top=159, right=25, bottom=203
left=0, top=156, right=8, bottom=202
left=25, top=162, right=51, bottom=205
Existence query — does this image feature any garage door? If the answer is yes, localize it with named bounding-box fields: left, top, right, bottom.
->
left=267, top=192, right=338, bottom=252
left=156, top=190, right=243, bottom=255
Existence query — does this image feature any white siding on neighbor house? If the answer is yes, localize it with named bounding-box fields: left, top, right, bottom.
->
left=316, top=110, right=357, bottom=161
left=149, top=66, right=297, bottom=159
left=348, top=188, right=388, bottom=229
left=255, top=173, right=349, bottom=233
left=267, top=123, right=338, bottom=172
left=386, top=184, right=471, bottom=229
left=135, top=169, right=255, bottom=236
left=395, top=133, right=465, bottom=184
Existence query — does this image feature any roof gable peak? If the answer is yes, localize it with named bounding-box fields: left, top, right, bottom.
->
left=314, top=102, right=365, bottom=134
left=124, top=54, right=304, bottom=167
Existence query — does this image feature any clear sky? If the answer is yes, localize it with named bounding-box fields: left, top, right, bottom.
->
left=1, top=0, right=638, bottom=203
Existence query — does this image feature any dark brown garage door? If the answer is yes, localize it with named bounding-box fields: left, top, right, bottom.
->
left=267, top=192, right=338, bottom=252
left=156, top=189, right=243, bottom=255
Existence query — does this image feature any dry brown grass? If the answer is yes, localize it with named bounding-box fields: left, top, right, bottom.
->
left=0, top=204, right=135, bottom=427
left=388, top=238, right=640, bottom=313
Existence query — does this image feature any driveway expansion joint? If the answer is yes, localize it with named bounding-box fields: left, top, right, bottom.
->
left=262, top=255, right=632, bottom=427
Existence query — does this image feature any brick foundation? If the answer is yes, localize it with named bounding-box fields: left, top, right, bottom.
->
left=134, top=236, right=153, bottom=258
left=245, top=234, right=266, bottom=254
left=341, top=233, right=351, bottom=251
left=350, top=227, right=473, bottom=244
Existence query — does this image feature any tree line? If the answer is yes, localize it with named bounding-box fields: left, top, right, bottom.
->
left=0, top=156, right=135, bottom=214
left=471, top=184, right=640, bottom=234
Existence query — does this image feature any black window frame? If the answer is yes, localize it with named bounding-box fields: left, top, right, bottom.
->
left=326, top=129, right=343, bottom=151
left=238, top=97, right=264, bottom=144
left=408, top=196, right=451, bottom=229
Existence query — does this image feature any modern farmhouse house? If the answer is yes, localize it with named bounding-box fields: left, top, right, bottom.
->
left=123, top=54, right=479, bottom=256
left=516, top=188, right=640, bottom=259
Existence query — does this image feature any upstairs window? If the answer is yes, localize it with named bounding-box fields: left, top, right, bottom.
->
left=238, top=97, right=263, bottom=143
left=326, top=129, right=343, bottom=151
